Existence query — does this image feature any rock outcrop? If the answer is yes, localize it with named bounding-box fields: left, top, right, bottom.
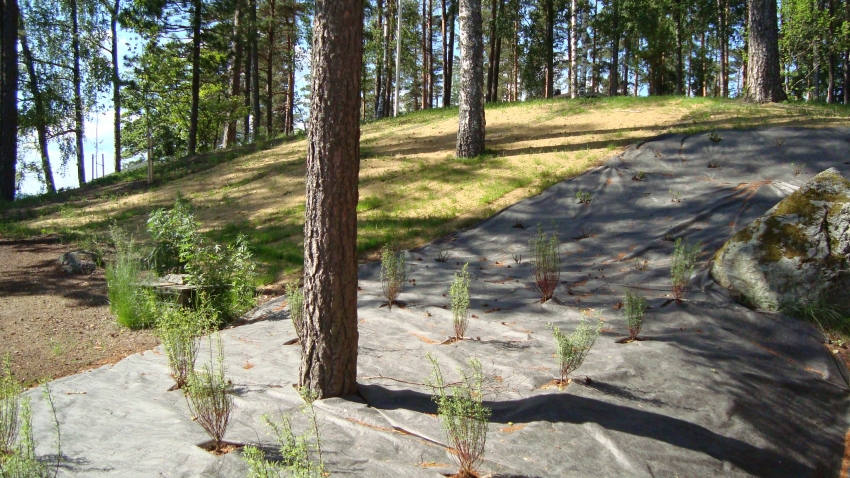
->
left=711, top=168, right=850, bottom=310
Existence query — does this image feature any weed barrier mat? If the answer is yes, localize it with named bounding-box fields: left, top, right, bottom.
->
left=25, top=127, right=850, bottom=477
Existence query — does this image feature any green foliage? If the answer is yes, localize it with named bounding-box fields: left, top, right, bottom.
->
left=781, top=299, right=850, bottom=337
left=427, top=355, right=490, bottom=478
left=105, top=226, right=156, bottom=329
left=450, top=264, right=471, bottom=340
left=551, top=319, right=602, bottom=383
left=285, top=283, right=305, bottom=340
left=242, top=403, right=325, bottom=478
left=0, top=398, right=49, bottom=478
left=185, top=335, right=233, bottom=453
left=183, top=234, right=258, bottom=321
left=380, top=244, right=407, bottom=309
left=633, top=171, right=646, bottom=181
left=624, top=291, right=648, bottom=340
left=156, top=300, right=216, bottom=389
left=671, top=238, right=700, bottom=301
left=529, top=224, right=560, bottom=302
left=0, top=359, right=20, bottom=456
left=146, top=200, right=198, bottom=275
left=575, top=191, right=593, bottom=205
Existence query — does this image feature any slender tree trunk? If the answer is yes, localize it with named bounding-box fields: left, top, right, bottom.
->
left=512, top=17, right=518, bottom=101
left=244, top=41, right=252, bottom=138
left=845, top=0, right=849, bottom=104
left=0, top=0, right=16, bottom=200
left=746, top=0, right=786, bottom=102
left=609, top=0, right=619, bottom=96
left=375, top=0, right=385, bottom=117
left=590, top=0, right=597, bottom=93
left=827, top=0, right=836, bottom=103
left=717, top=0, right=728, bottom=97
left=429, top=0, right=434, bottom=107
left=486, top=0, right=496, bottom=102
left=187, top=0, right=202, bottom=155
left=394, top=0, right=402, bottom=115
left=70, top=0, right=86, bottom=184
left=442, top=0, right=448, bottom=106
left=570, top=0, right=578, bottom=98
left=223, top=0, right=243, bottom=148
left=111, top=0, right=121, bottom=172
left=266, top=0, right=276, bottom=135
left=491, top=2, right=501, bottom=102
left=250, top=0, right=261, bottom=137
left=456, top=0, right=484, bottom=157
left=633, top=57, right=639, bottom=96
left=422, top=0, right=428, bottom=109
left=18, top=18, right=54, bottom=194
left=286, top=9, right=295, bottom=134
left=301, top=0, right=363, bottom=399
left=622, top=40, right=630, bottom=96
left=445, top=0, right=456, bottom=106
left=545, top=0, right=554, bottom=97
left=674, top=0, right=683, bottom=94
left=742, top=0, right=749, bottom=95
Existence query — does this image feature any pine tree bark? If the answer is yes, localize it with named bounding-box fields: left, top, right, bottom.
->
left=545, top=0, right=554, bottom=97
left=675, top=0, right=683, bottom=94
left=445, top=0, right=456, bottom=106
left=71, top=0, right=86, bottom=184
left=111, top=0, right=122, bottom=172
left=609, top=0, right=619, bottom=96
left=266, top=0, right=276, bottom=135
left=422, top=0, right=428, bottom=109
left=223, top=0, right=243, bottom=148
left=286, top=9, right=295, bottom=134
left=745, top=0, right=786, bottom=102
left=188, top=0, right=202, bottom=155
left=250, top=0, right=261, bottom=138
left=456, top=0, right=484, bottom=157
left=0, top=0, right=17, bottom=201
left=300, top=0, right=363, bottom=399
left=375, top=0, right=385, bottom=117
left=18, top=17, right=54, bottom=194
left=244, top=42, right=252, bottom=139
left=442, top=0, right=448, bottom=106
left=486, top=0, right=496, bottom=102
left=845, top=0, right=849, bottom=104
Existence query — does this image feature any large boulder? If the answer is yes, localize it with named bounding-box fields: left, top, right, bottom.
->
left=711, top=168, right=850, bottom=310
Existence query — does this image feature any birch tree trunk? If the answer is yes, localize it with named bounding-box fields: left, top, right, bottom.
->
left=300, top=0, right=363, bottom=399
left=455, top=0, right=484, bottom=158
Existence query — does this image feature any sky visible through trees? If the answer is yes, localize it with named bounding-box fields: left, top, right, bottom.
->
left=10, top=0, right=847, bottom=196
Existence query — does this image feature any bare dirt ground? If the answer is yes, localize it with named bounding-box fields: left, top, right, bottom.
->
left=0, top=236, right=157, bottom=386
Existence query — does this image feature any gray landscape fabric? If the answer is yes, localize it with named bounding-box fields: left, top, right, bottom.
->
left=24, top=127, right=850, bottom=477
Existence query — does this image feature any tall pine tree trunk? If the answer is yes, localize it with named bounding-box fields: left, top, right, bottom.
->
left=442, top=0, right=448, bottom=106
left=223, top=0, right=243, bottom=148
left=456, top=0, right=484, bottom=157
left=445, top=0, right=456, bottom=106
left=18, top=18, right=54, bottom=194
left=300, top=0, right=363, bottom=399
left=675, top=0, right=683, bottom=94
left=375, top=0, right=385, bottom=117
left=845, top=0, right=849, bottom=104
left=486, top=0, right=496, bottom=102
left=71, top=0, right=86, bottom=184
left=266, top=0, right=276, bottom=135
left=746, top=0, right=786, bottom=102
left=827, top=0, right=836, bottom=103
left=0, top=0, right=18, bottom=201
left=545, top=0, right=554, bottom=97
left=250, top=0, right=261, bottom=138
left=609, top=0, right=619, bottom=96
left=244, top=42, right=252, bottom=139
left=422, top=0, right=428, bottom=109
left=111, top=0, right=122, bottom=172
left=286, top=9, right=295, bottom=134
left=570, top=0, right=578, bottom=98
left=188, top=0, right=202, bottom=155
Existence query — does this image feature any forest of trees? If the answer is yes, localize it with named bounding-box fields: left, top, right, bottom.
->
left=0, top=0, right=848, bottom=199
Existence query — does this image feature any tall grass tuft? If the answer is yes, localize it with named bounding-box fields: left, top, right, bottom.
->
left=624, top=291, right=648, bottom=340
left=529, top=224, right=560, bottom=302
left=671, top=238, right=700, bottom=301
left=105, top=226, right=151, bottom=329
left=285, top=283, right=305, bottom=340
left=380, top=244, right=407, bottom=309
left=450, top=264, right=471, bottom=339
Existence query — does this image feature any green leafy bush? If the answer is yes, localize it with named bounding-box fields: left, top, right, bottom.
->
left=185, top=335, right=233, bottom=453
left=671, top=238, right=700, bottom=301
left=380, top=244, right=407, bottom=309
left=450, top=264, right=471, bottom=339
left=427, top=355, right=490, bottom=478
left=285, top=283, right=305, bottom=340
left=551, top=318, right=601, bottom=383
left=242, top=403, right=325, bottom=477
left=146, top=200, right=198, bottom=275
left=529, top=224, right=560, bottom=302
left=156, top=300, right=216, bottom=389
left=184, top=235, right=257, bottom=320
left=624, top=291, right=648, bottom=340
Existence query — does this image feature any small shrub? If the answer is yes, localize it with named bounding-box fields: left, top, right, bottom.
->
left=551, top=318, right=601, bottom=383
left=708, top=131, right=722, bottom=142
left=450, top=264, right=471, bottom=339
left=242, top=402, right=324, bottom=478
left=671, top=238, right=700, bottom=301
left=575, top=190, right=593, bottom=205
left=157, top=300, right=216, bottom=389
left=624, top=291, right=648, bottom=340
left=632, top=171, right=646, bottom=181
left=529, top=224, right=560, bottom=303
left=791, top=162, right=804, bottom=177
left=146, top=200, right=198, bottom=274
left=285, top=283, right=305, bottom=340
left=0, top=358, right=21, bottom=456
left=184, top=235, right=257, bottom=321
left=436, top=249, right=451, bottom=262
left=185, top=334, right=233, bottom=453
left=633, top=258, right=648, bottom=271
left=427, top=355, right=490, bottom=478
left=0, top=398, right=49, bottom=477
left=669, top=190, right=682, bottom=203
left=380, top=244, right=407, bottom=309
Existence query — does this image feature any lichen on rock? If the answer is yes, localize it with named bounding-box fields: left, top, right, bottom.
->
left=711, top=168, right=850, bottom=310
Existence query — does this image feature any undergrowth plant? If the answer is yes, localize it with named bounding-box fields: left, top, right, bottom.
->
left=156, top=299, right=216, bottom=389
left=624, top=291, right=648, bottom=340
left=450, top=264, right=471, bottom=339
left=105, top=226, right=154, bottom=329
left=576, top=191, right=593, bottom=205
left=286, top=283, right=305, bottom=340
left=380, top=244, right=407, bottom=309
left=781, top=299, right=850, bottom=338
left=551, top=318, right=602, bottom=384
left=185, top=334, right=233, bottom=453
left=671, top=238, right=700, bottom=301
left=242, top=398, right=325, bottom=477
left=529, top=224, right=560, bottom=302
left=0, top=358, right=20, bottom=456
left=0, top=364, right=58, bottom=478
left=147, top=199, right=197, bottom=274
left=427, top=355, right=490, bottom=478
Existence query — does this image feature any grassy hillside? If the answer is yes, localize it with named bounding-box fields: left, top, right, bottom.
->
left=3, top=96, right=850, bottom=285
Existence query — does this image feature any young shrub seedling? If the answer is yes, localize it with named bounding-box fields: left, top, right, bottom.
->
left=529, top=224, right=560, bottom=303
left=285, top=283, right=305, bottom=341
left=157, top=299, right=216, bottom=389
left=185, top=334, right=234, bottom=453
left=632, top=171, right=647, bottom=181
left=624, top=291, right=648, bottom=341
left=0, top=358, right=21, bottom=456
left=551, top=318, right=601, bottom=386
left=708, top=131, right=722, bottom=142
left=576, top=190, right=593, bottom=205
left=671, top=238, right=700, bottom=301
left=633, top=258, right=648, bottom=271
left=450, top=264, right=471, bottom=340
left=427, top=355, right=491, bottom=478
left=436, top=248, right=451, bottom=263
left=669, top=190, right=682, bottom=203
left=380, top=244, right=408, bottom=309
left=242, top=409, right=325, bottom=478
left=791, top=162, right=804, bottom=177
